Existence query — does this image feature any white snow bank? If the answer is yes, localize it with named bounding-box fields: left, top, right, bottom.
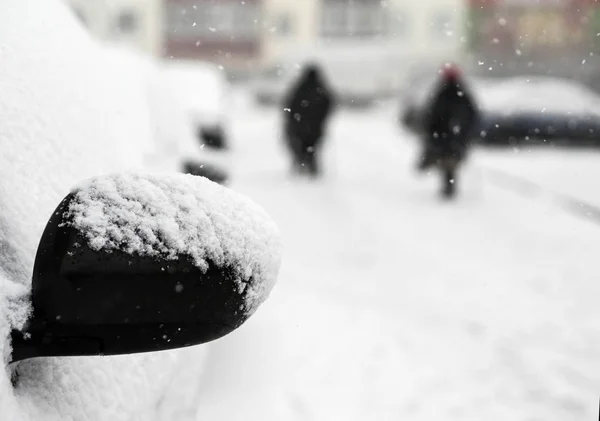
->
left=67, top=173, right=281, bottom=314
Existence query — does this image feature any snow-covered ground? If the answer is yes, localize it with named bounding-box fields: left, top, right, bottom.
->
left=193, top=95, right=600, bottom=420
left=476, top=146, right=600, bottom=216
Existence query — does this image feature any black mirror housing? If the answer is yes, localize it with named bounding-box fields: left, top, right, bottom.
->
left=11, top=173, right=281, bottom=362
left=182, top=160, right=229, bottom=185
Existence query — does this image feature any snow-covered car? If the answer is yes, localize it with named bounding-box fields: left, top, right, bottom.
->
left=0, top=2, right=280, bottom=420
left=400, top=72, right=600, bottom=146
left=161, top=60, right=230, bottom=150
left=100, top=45, right=232, bottom=184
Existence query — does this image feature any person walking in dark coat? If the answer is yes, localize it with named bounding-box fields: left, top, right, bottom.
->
left=417, top=64, right=478, bottom=198
left=283, top=64, right=334, bottom=177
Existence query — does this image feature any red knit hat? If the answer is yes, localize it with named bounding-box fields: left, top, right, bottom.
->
left=440, top=62, right=461, bottom=81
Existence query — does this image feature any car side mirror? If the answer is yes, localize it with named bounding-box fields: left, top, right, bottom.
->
left=10, top=173, right=281, bottom=362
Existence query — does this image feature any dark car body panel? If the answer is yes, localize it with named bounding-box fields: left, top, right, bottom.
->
left=399, top=76, right=600, bottom=147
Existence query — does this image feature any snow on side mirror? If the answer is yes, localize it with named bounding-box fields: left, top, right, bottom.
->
left=10, top=173, right=281, bottom=362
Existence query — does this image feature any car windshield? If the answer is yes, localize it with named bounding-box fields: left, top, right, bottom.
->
left=3, top=1, right=600, bottom=420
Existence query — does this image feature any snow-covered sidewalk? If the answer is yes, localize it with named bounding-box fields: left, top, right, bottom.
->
left=475, top=146, right=600, bottom=225
left=194, top=96, right=600, bottom=420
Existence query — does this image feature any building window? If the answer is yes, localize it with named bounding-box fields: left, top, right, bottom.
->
left=321, top=3, right=348, bottom=37
left=276, top=14, right=292, bottom=36
left=320, top=1, right=389, bottom=38
left=165, top=1, right=260, bottom=40
left=116, top=10, right=138, bottom=34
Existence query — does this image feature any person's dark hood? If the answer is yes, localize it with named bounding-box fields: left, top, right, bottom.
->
left=301, top=65, right=324, bottom=86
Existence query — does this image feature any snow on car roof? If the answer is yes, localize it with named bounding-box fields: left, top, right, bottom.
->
left=66, top=173, right=281, bottom=315
left=410, top=74, right=600, bottom=117
left=477, top=76, right=600, bottom=116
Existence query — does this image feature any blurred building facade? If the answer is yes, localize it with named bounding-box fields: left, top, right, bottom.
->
left=260, top=0, right=466, bottom=67
left=66, top=0, right=466, bottom=78
left=163, top=0, right=262, bottom=72
left=161, top=0, right=466, bottom=83
left=255, top=0, right=466, bottom=92
left=67, top=0, right=163, bottom=56
left=466, top=0, right=600, bottom=85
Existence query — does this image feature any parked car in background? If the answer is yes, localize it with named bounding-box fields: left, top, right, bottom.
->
left=161, top=60, right=230, bottom=150
left=477, top=77, right=600, bottom=146
left=101, top=46, right=231, bottom=184
left=158, top=59, right=232, bottom=183
left=399, top=70, right=600, bottom=147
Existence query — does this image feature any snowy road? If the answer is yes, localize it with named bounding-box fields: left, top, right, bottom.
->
left=193, top=95, right=600, bottom=420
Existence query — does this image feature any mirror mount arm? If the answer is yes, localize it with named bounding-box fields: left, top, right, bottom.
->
left=10, top=321, right=103, bottom=363
left=10, top=323, right=45, bottom=363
